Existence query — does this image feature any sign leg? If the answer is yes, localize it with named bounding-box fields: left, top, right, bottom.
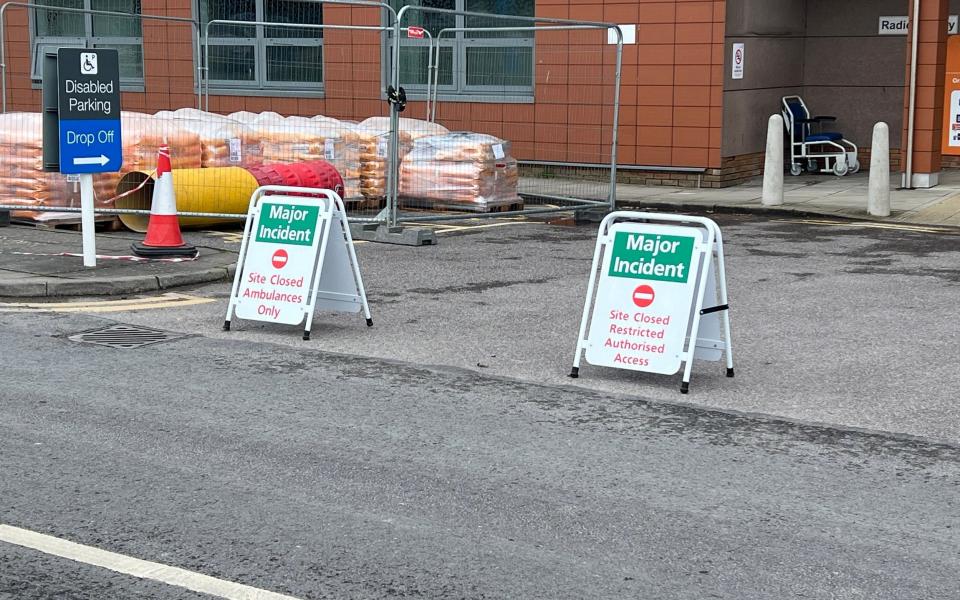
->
left=570, top=224, right=608, bottom=378
left=224, top=197, right=258, bottom=333
left=79, top=174, right=96, bottom=267
left=336, top=200, right=373, bottom=328
left=679, top=229, right=717, bottom=394
left=712, top=226, right=735, bottom=377
left=302, top=203, right=336, bottom=341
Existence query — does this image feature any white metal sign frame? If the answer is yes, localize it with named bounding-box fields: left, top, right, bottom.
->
left=570, top=211, right=734, bottom=394
left=224, top=185, right=372, bottom=340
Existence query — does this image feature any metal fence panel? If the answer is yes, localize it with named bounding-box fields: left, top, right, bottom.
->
left=0, top=3, right=210, bottom=228
left=0, top=2, right=621, bottom=232
left=392, top=6, right=622, bottom=224
left=0, top=1, right=403, bottom=227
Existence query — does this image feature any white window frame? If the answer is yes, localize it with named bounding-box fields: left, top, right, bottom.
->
left=385, top=0, right=534, bottom=101
left=30, top=1, right=145, bottom=89
left=199, top=0, right=324, bottom=94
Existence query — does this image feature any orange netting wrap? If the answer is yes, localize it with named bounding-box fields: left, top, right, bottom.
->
left=0, top=112, right=82, bottom=221
left=400, top=132, right=521, bottom=211
left=0, top=107, right=518, bottom=223
left=157, top=108, right=263, bottom=169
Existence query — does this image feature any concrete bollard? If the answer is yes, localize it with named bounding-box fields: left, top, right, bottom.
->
left=868, top=122, right=891, bottom=217
left=761, top=114, right=784, bottom=206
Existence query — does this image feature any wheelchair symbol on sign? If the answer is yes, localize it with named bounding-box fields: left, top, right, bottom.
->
left=80, top=52, right=98, bottom=75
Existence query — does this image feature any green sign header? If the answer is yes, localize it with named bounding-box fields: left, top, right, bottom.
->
left=608, top=232, right=694, bottom=283
left=255, top=203, right=319, bottom=246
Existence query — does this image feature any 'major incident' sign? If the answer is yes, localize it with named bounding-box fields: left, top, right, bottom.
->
left=226, top=187, right=372, bottom=339
left=572, top=212, right=734, bottom=393
left=235, top=200, right=323, bottom=324
left=585, top=223, right=703, bottom=374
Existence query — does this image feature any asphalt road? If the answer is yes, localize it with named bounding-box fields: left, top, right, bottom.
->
left=1, top=309, right=959, bottom=599
left=126, top=213, right=960, bottom=443
left=2, top=213, right=959, bottom=599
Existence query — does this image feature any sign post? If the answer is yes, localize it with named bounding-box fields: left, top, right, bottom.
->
left=570, top=212, right=734, bottom=394
left=55, top=48, right=122, bottom=267
left=224, top=186, right=372, bottom=340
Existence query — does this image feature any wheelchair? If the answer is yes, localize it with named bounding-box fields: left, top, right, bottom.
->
left=781, top=95, right=859, bottom=177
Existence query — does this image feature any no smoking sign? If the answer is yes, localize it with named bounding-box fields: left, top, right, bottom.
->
left=732, top=43, right=744, bottom=79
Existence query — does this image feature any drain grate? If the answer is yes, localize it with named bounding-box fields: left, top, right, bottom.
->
left=68, top=324, right=185, bottom=349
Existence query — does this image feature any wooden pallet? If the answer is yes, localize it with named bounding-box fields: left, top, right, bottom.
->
left=483, top=201, right=525, bottom=214
left=399, top=199, right=524, bottom=214
left=345, top=197, right=385, bottom=212
left=12, top=215, right=122, bottom=231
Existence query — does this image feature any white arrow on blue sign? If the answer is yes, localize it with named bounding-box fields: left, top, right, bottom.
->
left=73, top=154, right=111, bottom=166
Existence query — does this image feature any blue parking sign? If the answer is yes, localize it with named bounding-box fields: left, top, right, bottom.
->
left=57, top=48, right=122, bottom=174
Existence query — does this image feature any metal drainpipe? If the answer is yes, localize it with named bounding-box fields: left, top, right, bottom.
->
left=904, top=0, right=921, bottom=188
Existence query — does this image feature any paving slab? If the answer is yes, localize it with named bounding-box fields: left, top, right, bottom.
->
left=608, top=171, right=960, bottom=228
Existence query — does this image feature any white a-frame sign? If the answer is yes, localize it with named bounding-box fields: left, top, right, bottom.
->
left=224, top=186, right=372, bottom=340
left=570, top=211, right=734, bottom=394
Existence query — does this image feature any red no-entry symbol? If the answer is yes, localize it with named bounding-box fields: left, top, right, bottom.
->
left=633, top=284, right=655, bottom=308
left=271, top=249, right=288, bottom=269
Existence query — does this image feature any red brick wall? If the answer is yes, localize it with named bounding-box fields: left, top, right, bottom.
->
left=4, top=6, right=40, bottom=110
left=3, top=0, right=725, bottom=169
left=632, top=1, right=725, bottom=169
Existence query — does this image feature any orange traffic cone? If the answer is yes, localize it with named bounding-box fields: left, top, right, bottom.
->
left=131, top=144, right=197, bottom=258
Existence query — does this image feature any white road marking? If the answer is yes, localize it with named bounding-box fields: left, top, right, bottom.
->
left=0, top=524, right=303, bottom=600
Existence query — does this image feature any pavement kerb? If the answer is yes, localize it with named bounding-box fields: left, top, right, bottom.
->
left=0, top=278, right=48, bottom=298
left=0, top=265, right=234, bottom=299
left=616, top=200, right=960, bottom=231
left=157, top=266, right=234, bottom=291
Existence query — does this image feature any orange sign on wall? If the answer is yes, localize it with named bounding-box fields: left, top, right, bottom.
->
left=942, top=36, right=960, bottom=155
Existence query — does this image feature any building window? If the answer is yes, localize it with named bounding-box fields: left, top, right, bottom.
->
left=199, top=0, right=324, bottom=92
left=31, top=0, right=144, bottom=85
left=388, top=0, right=534, bottom=97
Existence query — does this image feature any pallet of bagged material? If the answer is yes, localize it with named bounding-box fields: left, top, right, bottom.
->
left=398, top=132, right=523, bottom=213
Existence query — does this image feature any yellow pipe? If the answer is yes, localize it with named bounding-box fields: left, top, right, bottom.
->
left=114, top=167, right=259, bottom=232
